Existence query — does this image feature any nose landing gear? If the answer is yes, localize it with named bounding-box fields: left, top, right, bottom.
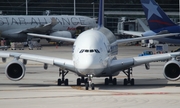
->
left=85, top=74, right=95, bottom=90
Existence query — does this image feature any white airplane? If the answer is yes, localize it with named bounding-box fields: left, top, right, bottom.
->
left=0, top=0, right=180, bottom=90
left=0, top=15, right=97, bottom=42
left=122, top=0, right=180, bottom=46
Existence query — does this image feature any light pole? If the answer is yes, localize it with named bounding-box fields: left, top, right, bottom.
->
left=26, top=0, right=28, bottom=15
left=91, top=2, right=95, bottom=18
left=74, top=0, right=76, bottom=15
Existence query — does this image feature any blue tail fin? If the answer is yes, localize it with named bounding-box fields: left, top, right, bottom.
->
left=140, top=0, right=176, bottom=30
left=98, top=0, right=104, bottom=28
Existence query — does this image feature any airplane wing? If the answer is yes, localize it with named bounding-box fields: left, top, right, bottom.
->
left=112, top=33, right=180, bottom=46
left=121, top=30, right=143, bottom=36
left=0, top=51, right=76, bottom=72
left=27, top=33, right=76, bottom=42
left=20, top=17, right=58, bottom=34
left=110, top=52, right=180, bottom=72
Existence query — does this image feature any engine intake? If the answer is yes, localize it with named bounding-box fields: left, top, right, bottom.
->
left=163, top=60, right=180, bottom=81
left=5, top=60, right=26, bottom=81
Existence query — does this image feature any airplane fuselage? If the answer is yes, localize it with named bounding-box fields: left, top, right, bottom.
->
left=0, top=15, right=97, bottom=41
left=72, top=27, right=119, bottom=77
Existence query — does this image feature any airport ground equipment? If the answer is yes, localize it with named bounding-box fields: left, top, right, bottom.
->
left=155, top=44, right=168, bottom=54
left=10, top=42, right=24, bottom=50
left=139, top=50, right=153, bottom=56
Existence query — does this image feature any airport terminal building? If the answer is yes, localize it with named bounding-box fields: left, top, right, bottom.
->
left=0, top=0, right=179, bottom=32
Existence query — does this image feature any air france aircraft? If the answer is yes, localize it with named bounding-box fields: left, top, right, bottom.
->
left=0, top=0, right=180, bottom=90
left=0, top=15, right=97, bottom=42
left=122, top=0, right=180, bottom=45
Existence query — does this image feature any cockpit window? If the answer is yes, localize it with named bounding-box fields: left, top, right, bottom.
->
left=90, top=50, right=94, bottom=52
left=85, top=50, right=89, bottom=52
left=94, top=49, right=100, bottom=53
left=79, top=50, right=84, bottom=53
left=79, top=49, right=100, bottom=53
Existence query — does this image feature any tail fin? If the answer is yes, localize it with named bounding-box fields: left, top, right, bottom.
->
left=98, top=0, right=104, bottom=28
left=140, top=0, right=176, bottom=30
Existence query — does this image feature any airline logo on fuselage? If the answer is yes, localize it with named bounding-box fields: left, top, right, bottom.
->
left=0, top=16, right=86, bottom=26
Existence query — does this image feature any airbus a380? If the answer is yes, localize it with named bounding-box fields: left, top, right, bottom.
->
left=0, top=0, right=180, bottom=90
left=122, top=0, right=180, bottom=45
left=0, top=15, right=97, bottom=42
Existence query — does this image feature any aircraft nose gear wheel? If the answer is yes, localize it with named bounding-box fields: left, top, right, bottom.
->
left=85, top=75, right=95, bottom=90
left=57, top=68, right=69, bottom=86
left=123, top=68, right=134, bottom=86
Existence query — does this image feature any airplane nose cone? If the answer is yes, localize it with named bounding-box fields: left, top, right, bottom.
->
left=75, top=55, right=104, bottom=76
left=83, top=56, right=94, bottom=68
left=78, top=55, right=95, bottom=69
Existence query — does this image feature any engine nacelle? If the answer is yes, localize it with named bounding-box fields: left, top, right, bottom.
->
left=163, top=60, right=180, bottom=81
left=5, top=60, right=26, bottom=81
left=50, top=31, right=72, bottom=38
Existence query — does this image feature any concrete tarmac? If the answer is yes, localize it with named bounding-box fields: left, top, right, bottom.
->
left=0, top=44, right=180, bottom=108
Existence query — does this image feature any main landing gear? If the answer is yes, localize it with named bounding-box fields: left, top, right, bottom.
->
left=77, top=77, right=87, bottom=86
left=104, top=76, right=117, bottom=85
left=123, top=68, right=134, bottom=86
left=57, top=68, right=69, bottom=86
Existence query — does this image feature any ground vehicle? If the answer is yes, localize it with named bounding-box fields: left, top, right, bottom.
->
left=139, top=50, right=153, bottom=56
left=155, top=44, right=168, bottom=54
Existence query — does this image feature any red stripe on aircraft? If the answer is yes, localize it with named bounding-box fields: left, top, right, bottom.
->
left=149, top=20, right=173, bottom=26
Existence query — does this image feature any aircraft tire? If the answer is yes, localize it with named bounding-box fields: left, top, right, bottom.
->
left=130, top=78, right=134, bottom=86
left=65, top=79, right=69, bottom=86
left=85, top=83, right=89, bottom=90
left=113, top=78, right=117, bottom=85
left=58, top=79, right=62, bottom=86
left=77, top=78, right=81, bottom=86
left=105, top=78, right=109, bottom=85
left=91, top=83, right=95, bottom=90
left=124, top=79, right=127, bottom=86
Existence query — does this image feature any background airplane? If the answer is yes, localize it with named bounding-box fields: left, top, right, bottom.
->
left=0, top=0, right=179, bottom=90
left=122, top=0, right=180, bottom=46
left=0, top=15, right=97, bottom=43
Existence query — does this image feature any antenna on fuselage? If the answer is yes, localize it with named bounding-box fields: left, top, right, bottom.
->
left=98, top=0, right=104, bottom=28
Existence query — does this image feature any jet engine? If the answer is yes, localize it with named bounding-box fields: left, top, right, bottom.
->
left=5, top=60, right=26, bottom=81
left=50, top=31, right=72, bottom=38
left=163, top=60, right=180, bottom=81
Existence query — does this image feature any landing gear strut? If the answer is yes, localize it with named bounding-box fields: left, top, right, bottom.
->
left=85, top=75, right=95, bottom=90
left=57, top=68, right=69, bottom=86
left=104, top=76, right=117, bottom=85
left=123, top=68, right=134, bottom=86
